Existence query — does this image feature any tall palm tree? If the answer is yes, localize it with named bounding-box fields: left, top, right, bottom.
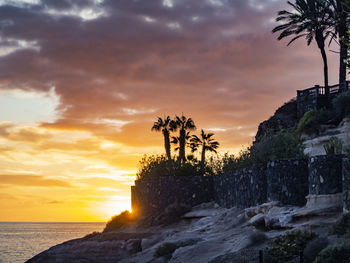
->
left=151, top=116, right=176, bottom=160
left=327, top=0, right=349, bottom=84
left=190, top=130, right=219, bottom=168
left=172, top=115, right=196, bottom=163
left=272, top=0, right=333, bottom=88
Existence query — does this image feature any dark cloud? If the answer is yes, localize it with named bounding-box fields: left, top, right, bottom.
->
left=0, top=0, right=341, bottom=151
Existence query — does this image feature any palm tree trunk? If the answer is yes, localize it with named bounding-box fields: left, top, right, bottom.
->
left=337, top=0, right=347, bottom=84
left=316, top=31, right=328, bottom=89
left=201, top=144, right=205, bottom=171
left=179, top=129, right=186, bottom=163
left=163, top=130, right=171, bottom=160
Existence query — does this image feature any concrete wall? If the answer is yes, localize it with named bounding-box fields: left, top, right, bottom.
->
left=131, top=155, right=346, bottom=217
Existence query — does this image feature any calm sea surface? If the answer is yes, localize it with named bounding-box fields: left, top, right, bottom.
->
left=0, top=222, right=105, bottom=263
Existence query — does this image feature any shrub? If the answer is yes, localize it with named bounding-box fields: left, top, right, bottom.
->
left=248, top=232, right=268, bottom=245
left=303, top=237, right=329, bottom=263
left=314, top=240, right=350, bottom=263
left=154, top=242, right=179, bottom=258
left=323, top=136, right=343, bottom=155
left=250, top=129, right=305, bottom=163
left=136, top=155, right=202, bottom=179
left=332, top=212, right=350, bottom=237
left=267, top=230, right=317, bottom=262
left=332, top=90, right=350, bottom=120
left=297, top=110, right=321, bottom=135
left=103, top=210, right=137, bottom=232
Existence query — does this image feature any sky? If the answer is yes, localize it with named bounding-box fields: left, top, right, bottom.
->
left=0, top=0, right=342, bottom=222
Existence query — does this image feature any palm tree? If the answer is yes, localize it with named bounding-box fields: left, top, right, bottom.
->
left=272, top=0, right=333, bottom=88
left=190, top=130, right=219, bottom=168
left=172, top=115, right=196, bottom=163
left=327, top=0, right=349, bottom=84
left=151, top=116, right=176, bottom=160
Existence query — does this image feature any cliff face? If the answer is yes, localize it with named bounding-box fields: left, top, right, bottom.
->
left=303, top=117, right=350, bottom=156
left=255, top=99, right=298, bottom=142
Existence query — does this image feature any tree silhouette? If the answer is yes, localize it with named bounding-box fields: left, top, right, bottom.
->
left=190, top=129, right=219, bottom=169
left=151, top=116, right=177, bottom=160
left=272, top=0, right=333, bottom=88
left=327, top=0, right=349, bottom=84
left=172, top=115, right=196, bottom=163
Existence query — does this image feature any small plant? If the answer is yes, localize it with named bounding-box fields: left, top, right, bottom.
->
left=152, top=203, right=191, bottom=226
left=303, top=237, right=329, bottom=263
left=323, top=137, right=343, bottom=155
left=154, top=242, right=179, bottom=258
left=267, top=230, right=317, bottom=262
left=332, top=212, right=350, bottom=237
left=314, top=240, right=350, bottom=263
left=103, top=210, right=137, bottom=232
left=332, top=90, right=350, bottom=120
left=297, top=110, right=321, bottom=135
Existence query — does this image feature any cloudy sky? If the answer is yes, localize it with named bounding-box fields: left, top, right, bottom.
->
left=0, top=0, right=341, bottom=221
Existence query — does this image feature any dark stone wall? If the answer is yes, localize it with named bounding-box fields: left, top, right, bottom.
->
left=309, top=155, right=343, bottom=195
left=343, top=158, right=350, bottom=211
left=266, top=159, right=309, bottom=206
left=213, top=164, right=267, bottom=208
left=131, top=155, right=347, bottom=217
left=131, top=176, right=214, bottom=216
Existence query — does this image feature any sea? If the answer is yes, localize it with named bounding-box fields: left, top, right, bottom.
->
left=0, top=222, right=105, bottom=263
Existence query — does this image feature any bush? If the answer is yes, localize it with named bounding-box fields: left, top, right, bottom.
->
left=103, top=210, right=137, bottom=232
left=297, top=110, right=321, bottom=135
left=248, top=232, right=268, bottom=245
left=154, top=242, right=179, bottom=258
left=332, top=212, right=350, bottom=237
left=250, top=129, right=305, bottom=164
left=303, top=237, right=329, bottom=263
left=333, top=90, right=350, bottom=120
left=136, top=155, right=202, bottom=179
left=267, top=230, right=317, bottom=262
left=323, top=136, right=343, bottom=155
left=314, top=240, right=350, bottom=263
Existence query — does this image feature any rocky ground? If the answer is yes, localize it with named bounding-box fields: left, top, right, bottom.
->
left=27, top=199, right=344, bottom=263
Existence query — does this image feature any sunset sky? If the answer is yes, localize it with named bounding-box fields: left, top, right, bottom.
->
left=0, top=0, right=342, bottom=222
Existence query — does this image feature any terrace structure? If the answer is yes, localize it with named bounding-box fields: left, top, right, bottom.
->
left=297, top=81, right=350, bottom=119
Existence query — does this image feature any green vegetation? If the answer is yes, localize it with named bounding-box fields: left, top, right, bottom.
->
left=152, top=203, right=191, bottom=226
left=103, top=210, right=137, bottom=232
left=266, top=230, right=317, bottom=263
left=332, top=90, right=350, bottom=120
left=332, top=212, right=350, bottom=237
left=303, top=237, right=329, bottom=263
left=314, top=240, right=350, bottom=263
left=154, top=242, right=179, bottom=259
left=324, top=136, right=343, bottom=155
left=297, top=110, right=322, bottom=135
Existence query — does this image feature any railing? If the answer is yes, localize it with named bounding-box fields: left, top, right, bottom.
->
left=297, top=81, right=350, bottom=99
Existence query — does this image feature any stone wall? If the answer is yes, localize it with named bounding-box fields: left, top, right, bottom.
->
left=309, top=155, right=343, bottom=195
left=267, top=159, right=309, bottom=206
left=343, top=158, right=350, bottom=212
left=213, top=164, right=267, bottom=208
left=131, top=155, right=346, bottom=217
left=131, top=176, right=214, bottom=217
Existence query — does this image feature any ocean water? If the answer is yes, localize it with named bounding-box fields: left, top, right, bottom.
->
left=0, top=222, right=105, bottom=263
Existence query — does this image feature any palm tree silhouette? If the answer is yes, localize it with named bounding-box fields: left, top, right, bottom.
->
left=190, top=130, right=219, bottom=169
left=172, top=115, right=196, bottom=163
left=151, top=116, right=177, bottom=160
left=272, top=0, right=333, bottom=88
left=327, top=0, right=349, bottom=84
